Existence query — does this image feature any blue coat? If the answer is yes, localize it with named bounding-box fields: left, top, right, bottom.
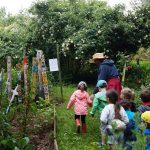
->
left=98, top=59, right=119, bottom=81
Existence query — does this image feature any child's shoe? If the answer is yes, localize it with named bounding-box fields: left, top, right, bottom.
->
left=97, top=141, right=106, bottom=148
left=82, top=123, right=86, bottom=134
left=77, top=125, right=80, bottom=133
left=75, top=119, right=80, bottom=133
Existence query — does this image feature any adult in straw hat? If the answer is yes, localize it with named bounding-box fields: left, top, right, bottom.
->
left=90, top=53, right=122, bottom=99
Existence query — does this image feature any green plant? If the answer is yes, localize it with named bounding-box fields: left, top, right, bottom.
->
left=0, top=111, right=32, bottom=150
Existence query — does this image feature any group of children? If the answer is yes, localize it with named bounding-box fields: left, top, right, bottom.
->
left=67, top=80, right=150, bottom=150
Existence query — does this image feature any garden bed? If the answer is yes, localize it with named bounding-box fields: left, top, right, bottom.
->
left=10, top=102, right=55, bottom=150
left=29, top=122, right=54, bottom=150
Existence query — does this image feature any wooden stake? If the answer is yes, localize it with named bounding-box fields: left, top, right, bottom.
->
left=122, top=60, right=127, bottom=87
left=56, top=44, right=63, bottom=100
left=0, top=70, right=3, bottom=108
left=54, top=104, right=58, bottom=150
left=7, top=56, right=12, bottom=101
left=41, top=54, right=50, bottom=102
left=31, top=57, right=37, bottom=100
left=23, top=56, right=28, bottom=99
left=36, top=50, right=43, bottom=98
left=16, top=64, right=22, bottom=103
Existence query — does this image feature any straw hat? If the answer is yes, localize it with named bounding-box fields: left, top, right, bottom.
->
left=89, top=53, right=107, bottom=63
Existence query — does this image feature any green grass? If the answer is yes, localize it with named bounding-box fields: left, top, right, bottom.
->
left=53, top=85, right=147, bottom=150
left=53, top=85, right=103, bottom=150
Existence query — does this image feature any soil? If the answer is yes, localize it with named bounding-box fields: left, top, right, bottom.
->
left=29, top=123, right=54, bottom=150
left=11, top=116, right=54, bottom=150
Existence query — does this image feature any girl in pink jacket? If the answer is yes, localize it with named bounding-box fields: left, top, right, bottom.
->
left=67, top=81, right=92, bottom=134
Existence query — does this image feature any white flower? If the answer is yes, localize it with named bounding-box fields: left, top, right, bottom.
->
left=98, top=30, right=101, bottom=34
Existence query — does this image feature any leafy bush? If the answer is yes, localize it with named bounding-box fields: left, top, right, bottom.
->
left=0, top=111, right=32, bottom=150
left=124, top=60, right=150, bottom=89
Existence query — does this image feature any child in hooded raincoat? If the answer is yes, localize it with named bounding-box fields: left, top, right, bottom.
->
left=67, top=81, right=92, bottom=134
left=90, top=80, right=107, bottom=116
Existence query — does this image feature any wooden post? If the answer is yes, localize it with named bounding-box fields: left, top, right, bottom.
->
left=56, top=44, right=63, bottom=100
left=122, top=60, right=126, bottom=87
left=16, top=64, right=22, bottom=103
left=54, top=104, right=58, bottom=150
left=23, top=56, right=28, bottom=99
left=0, top=70, right=3, bottom=108
left=36, top=50, right=43, bottom=98
left=23, top=51, right=29, bottom=134
left=7, top=56, right=12, bottom=101
left=41, top=54, right=50, bottom=102
left=31, top=57, right=37, bottom=100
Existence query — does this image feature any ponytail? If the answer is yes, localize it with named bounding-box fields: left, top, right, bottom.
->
left=106, top=89, right=121, bottom=120
left=114, top=103, right=121, bottom=120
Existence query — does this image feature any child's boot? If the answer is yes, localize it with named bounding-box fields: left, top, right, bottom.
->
left=82, top=123, right=86, bottom=135
left=75, top=119, right=80, bottom=133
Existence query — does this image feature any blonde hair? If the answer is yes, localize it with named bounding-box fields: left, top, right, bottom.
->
left=121, top=87, right=135, bottom=101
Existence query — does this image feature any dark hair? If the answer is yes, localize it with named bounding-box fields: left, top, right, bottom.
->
left=140, top=90, right=150, bottom=103
left=106, top=89, right=121, bottom=120
left=120, top=100, right=131, bottom=110
left=121, top=88, right=134, bottom=100
left=106, top=89, right=118, bottom=104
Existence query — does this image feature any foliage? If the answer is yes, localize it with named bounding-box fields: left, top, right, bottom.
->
left=125, top=64, right=144, bottom=85
left=127, top=4, right=150, bottom=49
left=0, top=0, right=149, bottom=81
left=0, top=10, right=32, bottom=61
left=135, top=48, right=150, bottom=60
left=28, top=0, right=150, bottom=80
left=0, top=111, right=32, bottom=150
left=0, top=66, right=53, bottom=149
left=124, top=60, right=150, bottom=89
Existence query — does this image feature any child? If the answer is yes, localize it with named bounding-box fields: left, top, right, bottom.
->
left=100, top=89, right=129, bottom=150
left=90, top=80, right=107, bottom=116
left=120, top=100, right=137, bottom=149
left=141, top=111, right=150, bottom=150
left=120, top=87, right=136, bottom=112
left=67, top=81, right=92, bottom=134
left=138, top=90, right=150, bottom=114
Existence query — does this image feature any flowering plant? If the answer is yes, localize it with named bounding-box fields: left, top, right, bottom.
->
left=125, top=64, right=143, bottom=85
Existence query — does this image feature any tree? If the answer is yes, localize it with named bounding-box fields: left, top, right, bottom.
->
left=0, top=12, right=32, bottom=66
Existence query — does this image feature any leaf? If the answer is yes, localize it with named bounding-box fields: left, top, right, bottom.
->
left=18, top=137, right=30, bottom=149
